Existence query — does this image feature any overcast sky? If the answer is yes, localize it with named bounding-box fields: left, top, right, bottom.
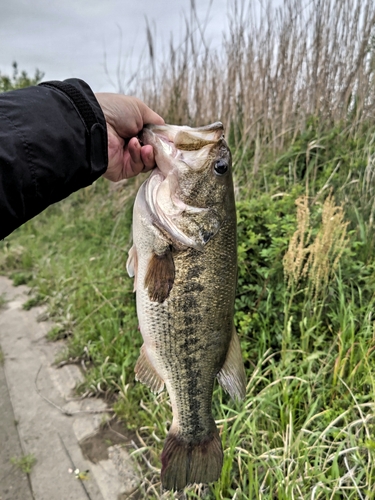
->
left=0, top=0, right=230, bottom=93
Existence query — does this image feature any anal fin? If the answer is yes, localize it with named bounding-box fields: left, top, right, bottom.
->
left=217, top=326, right=247, bottom=400
left=135, top=345, right=164, bottom=394
left=144, top=249, right=175, bottom=303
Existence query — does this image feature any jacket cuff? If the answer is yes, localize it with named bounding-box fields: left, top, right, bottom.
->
left=39, top=79, right=108, bottom=175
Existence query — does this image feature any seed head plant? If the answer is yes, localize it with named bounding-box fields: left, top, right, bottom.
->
left=284, top=193, right=348, bottom=299
left=283, top=195, right=311, bottom=288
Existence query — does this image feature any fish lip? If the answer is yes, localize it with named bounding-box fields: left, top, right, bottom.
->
left=140, top=122, right=225, bottom=146
left=140, top=126, right=179, bottom=177
left=140, top=129, right=176, bottom=153
left=139, top=125, right=173, bottom=149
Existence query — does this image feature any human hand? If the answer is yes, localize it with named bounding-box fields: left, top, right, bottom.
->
left=95, top=93, right=164, bottom=182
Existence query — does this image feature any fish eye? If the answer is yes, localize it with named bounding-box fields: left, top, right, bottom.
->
left=214, top=159, right=228, bottom=175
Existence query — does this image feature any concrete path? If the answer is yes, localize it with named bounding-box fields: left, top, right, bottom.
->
left=0, top=357, right=33, bottom=500
left=0, top=277, right=139, bottom=500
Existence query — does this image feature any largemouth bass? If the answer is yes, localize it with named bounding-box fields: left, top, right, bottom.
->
left=126, top=122, right=246, bottom=491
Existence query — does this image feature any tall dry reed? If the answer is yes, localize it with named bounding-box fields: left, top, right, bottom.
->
left=128, top=0, right=375, bottom=158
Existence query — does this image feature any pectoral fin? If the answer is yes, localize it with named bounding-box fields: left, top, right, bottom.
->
left=144, top=250, right=175, bottom=303
left=126, top=245, right=138, bottom=292
left=135, top=345, right=164, bottom=394
left=217, top=326, right=247, bottom=400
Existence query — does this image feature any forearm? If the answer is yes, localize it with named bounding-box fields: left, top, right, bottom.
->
left=0, top=79, right=108, bottom=239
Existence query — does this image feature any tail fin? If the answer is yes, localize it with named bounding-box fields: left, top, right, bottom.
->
left=161, top=431, right=223, bottom=491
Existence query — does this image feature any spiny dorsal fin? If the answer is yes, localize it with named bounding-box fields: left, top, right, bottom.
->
left=135, top=345, right=164, bottom=394
left=217, top=326, right=247, bottom=400
left=126, top=245, right=138, bottom=292
left=144, top=250, right=175, bottom=303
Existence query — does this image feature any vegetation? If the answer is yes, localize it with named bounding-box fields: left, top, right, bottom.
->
left=10, top=454, right=37, bottom=475
left=0, top=62, right=43, bottom=92
left=2, top=0, right=375, bottom=498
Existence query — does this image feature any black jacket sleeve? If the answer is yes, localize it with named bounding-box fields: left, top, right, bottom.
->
left=0, top=78, right=108, bottom=239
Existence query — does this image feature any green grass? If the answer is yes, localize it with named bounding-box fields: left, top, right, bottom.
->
left=1, top=121, right=375, bottom=498
left=10, top=454, right=37, bottom=475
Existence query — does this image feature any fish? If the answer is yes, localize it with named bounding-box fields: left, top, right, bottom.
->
left=126, top=121, right=246, bottom=491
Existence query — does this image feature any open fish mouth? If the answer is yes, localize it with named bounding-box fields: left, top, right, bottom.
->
left=139, top=122, right=225, bottom=177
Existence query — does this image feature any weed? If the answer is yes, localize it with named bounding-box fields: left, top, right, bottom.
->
left=0, top=292, right=7, bottom=308
left=22, top=295, right=44, bottom=310
left=283, top=193, right=348, bottom=297
left=10, top=272, right=32, bottom=286
left=46, top=325, right=68, bottom=341
left=10, top=454, right=37, bottom=475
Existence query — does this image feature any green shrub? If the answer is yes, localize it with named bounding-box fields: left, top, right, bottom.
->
left=0, top=62, right=43, bottom=92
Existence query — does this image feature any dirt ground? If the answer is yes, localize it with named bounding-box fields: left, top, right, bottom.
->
left=80, top=420, right=135, bottom=464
